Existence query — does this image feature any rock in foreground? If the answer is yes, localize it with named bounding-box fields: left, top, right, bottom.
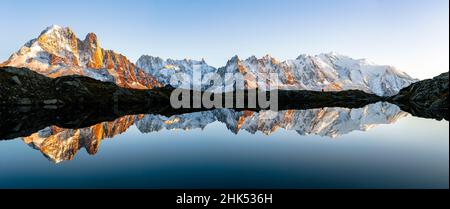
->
left=0, top=66, right=167, bottom=106
left=389, top=72, right=448, bottom=120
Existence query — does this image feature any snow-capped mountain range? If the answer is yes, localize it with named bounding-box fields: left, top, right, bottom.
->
left=2, top=25, right=417, bottom=96
left=137, top=53, right=417, bottom=96
left=23, top=102, right=408, bottom=163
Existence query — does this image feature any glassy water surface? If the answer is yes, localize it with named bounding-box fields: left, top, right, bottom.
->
left=0, top=102, right=448, bottom=188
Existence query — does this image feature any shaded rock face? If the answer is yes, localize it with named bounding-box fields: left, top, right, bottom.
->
left=0, top=67, right=55, bottom=106
left=1, top=25, right=161, bottom=89
left=389, top=72, right=449, bottom=120
left=0, top=66, right=166, bottom=106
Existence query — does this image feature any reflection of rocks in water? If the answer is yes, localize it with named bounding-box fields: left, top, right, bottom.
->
left=136, top=111, right=216, bottom=132
left=21, top=102, right=408, bottom=163
left=23, top=115, right=140, bottom=163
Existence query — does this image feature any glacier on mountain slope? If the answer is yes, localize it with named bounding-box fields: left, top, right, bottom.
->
left=136, top=55, right=217, bottom=90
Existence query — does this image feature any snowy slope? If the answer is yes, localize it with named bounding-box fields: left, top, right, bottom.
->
left=136, top=55, right=216, bottom=89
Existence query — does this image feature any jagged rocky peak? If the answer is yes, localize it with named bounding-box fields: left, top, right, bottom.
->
left=2, top=25, right=161, bottom=89
left=137, top=55, right=164, bottom=65
left=137, top=55, right=212, bottom=70
left=229, top=55, right=241, bottom=62
left=246, top=55, right=257, bottom=62
left=37, top=25, right=78, bottom=55
left=84, top=32, right=99, bottom=46
left=41, top=24, right=66, bottom=34
left=260, top=54, right=278, bottom=63
left=220, top=55, right=245, bottom=73
left=38, top=25, right=75, bottom=42
left=80, top=32, right=103, bottom=68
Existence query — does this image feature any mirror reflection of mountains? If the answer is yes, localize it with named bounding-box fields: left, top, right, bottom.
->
left=23, top=102, right=407, bottom=163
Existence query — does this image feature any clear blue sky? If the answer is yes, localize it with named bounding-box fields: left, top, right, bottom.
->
left=1, top=0, right=448, bottom=79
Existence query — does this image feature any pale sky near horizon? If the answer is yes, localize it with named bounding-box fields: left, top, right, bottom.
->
left=1, top=0, right=448, bottom=79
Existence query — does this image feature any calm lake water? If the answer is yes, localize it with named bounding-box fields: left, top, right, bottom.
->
left=0, top=102, right=448, bottom=188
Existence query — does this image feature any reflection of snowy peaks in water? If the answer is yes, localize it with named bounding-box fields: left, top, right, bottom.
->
left=23, top=102, right=408, bottom=163
left=23, top=116, right=138, bottom=163
left=136, top=102, right=407, bottom=137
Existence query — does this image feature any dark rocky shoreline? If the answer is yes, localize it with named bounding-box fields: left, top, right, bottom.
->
left=1, top=67, right=448, bottom=140
left=0, top=67, right=169, bottom=107
left=388, top=72, right=448, bottom=121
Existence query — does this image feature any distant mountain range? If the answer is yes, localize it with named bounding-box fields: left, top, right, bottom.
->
left=1, top=25, right=417, bottom=96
